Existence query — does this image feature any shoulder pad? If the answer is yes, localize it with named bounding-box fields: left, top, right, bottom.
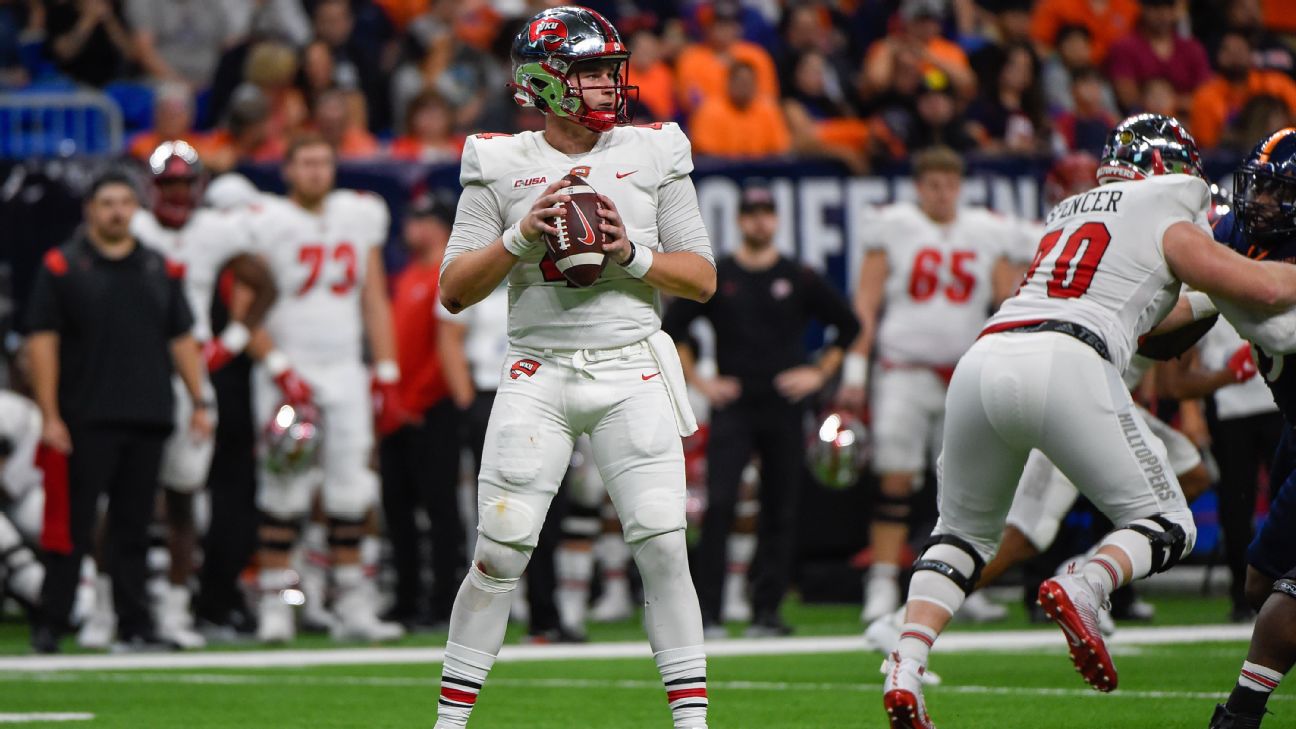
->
left=461, top=132, right=523, bottom=187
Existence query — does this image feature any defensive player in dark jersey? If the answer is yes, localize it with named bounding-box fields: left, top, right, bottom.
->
left=1208, top=127, right=1296, bottom=729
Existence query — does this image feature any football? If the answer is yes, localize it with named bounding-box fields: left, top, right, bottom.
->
left=543, top=173, right=608, bottom=287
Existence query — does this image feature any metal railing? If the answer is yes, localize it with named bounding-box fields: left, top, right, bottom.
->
left=0, top=90, right=124, bottom=159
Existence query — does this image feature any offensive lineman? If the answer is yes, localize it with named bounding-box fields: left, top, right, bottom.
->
left=434, top=7, right=715, bottom=728
left=128, top=141, right=276, bottom=649
left=839, top=146, right=1035, bottom=623
left=883, top=114, right=1296, bottom=729
left=243, top=134, right=409, bottom=644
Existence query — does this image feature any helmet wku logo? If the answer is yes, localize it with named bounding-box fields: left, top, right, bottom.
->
left=528, top=18, right=568, bottom=52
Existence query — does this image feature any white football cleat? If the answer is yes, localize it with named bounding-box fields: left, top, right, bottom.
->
left=257, top=592, right=296, bottom=644
left=955, top=591, right=1008, bottom=623
left=1038, top=575, right=1117, bottom=692
left=863, top=606, right=903, bottom=653
left=77, top=576, right=116, bottom=650
left=882, top=651, right=937, bottom=729
left=862, top=575, right=900, bottom=624
left=331, top=583, right=406, bottom=643
left=589, top=579, right=633, bottom=623
left=156, top=585, right=206, bottom=650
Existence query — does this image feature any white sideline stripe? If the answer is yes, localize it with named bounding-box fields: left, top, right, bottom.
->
left=0, top=672, right=1289, bottom=704
left=0, top=624, right=1254, bottom=672
left=0, top=714, right=93, bottom=723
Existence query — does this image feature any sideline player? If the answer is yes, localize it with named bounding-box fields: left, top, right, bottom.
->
left=840, top=146, right=1034, bottom=623
left=129, top=141, right=276, bottom=649
left=433, top=7, right=716, bottom=728
left=882, top=114, right=1296, bottom=729
left=1206, top=127, right=1296, bottom=729
left=243, top=134, right=409, bottom=644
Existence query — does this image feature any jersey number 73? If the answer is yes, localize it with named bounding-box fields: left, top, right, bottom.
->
left=1020, top=222, right=1112, bottom=299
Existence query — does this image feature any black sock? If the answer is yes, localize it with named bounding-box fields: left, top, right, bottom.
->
left=1226, top=685, right=1270, bottom=716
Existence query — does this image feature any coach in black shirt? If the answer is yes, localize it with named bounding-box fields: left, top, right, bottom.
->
left=26, top=171, right=210, bottom=652
left=664, top=186, right=860, bottom=636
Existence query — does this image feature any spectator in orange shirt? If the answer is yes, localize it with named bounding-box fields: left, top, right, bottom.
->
left=783, top=51, right=870, bottom=172
left=674, top=0, right=778, bottom=114
left=629, top=29, right=677, bottom=123
left=690, top=60, right=790, bottom=158
left=379, top=193, right=465, bottom=629
left=389, top=91, right=463, bottom=163
left=1190, top=29, right=1296, bottom=149
left=861, top=0, right=975, bottom=103
left=312, top=88, right=380, bottom=160
left=1030, top=0, right=1139, bottom=65
left=127, top=82, right=212, bottom=161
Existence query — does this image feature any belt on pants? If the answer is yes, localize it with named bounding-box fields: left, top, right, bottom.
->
left=979, top=318, right=1112, bottom=363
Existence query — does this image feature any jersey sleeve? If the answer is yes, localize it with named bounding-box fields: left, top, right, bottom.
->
left=859, top=206, right=892, bottom=253
left=1152, top=176, right=1213, bottom=252
left=442, top=184, right=504, bottom=273
left=657, top=176, right=714, bottom=265
left=1004, top=217, right=1044, bottom=264
left=801, top=265, right=861, bottom=348
left=24, top=251, right=66, bottom=334
left=658, top=122, right=694, bottom=184
left=1216, top=297, right=1296, bottom=355
left=459, top=134, right=494, bottom=187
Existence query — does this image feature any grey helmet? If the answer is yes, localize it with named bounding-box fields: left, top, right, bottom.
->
left=509, top=6, right=636, bottom=132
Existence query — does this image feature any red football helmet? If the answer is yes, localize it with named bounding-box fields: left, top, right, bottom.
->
left=148, top=140, right=204, bottom=229
left=1044, top=152, right=1100, bottom=208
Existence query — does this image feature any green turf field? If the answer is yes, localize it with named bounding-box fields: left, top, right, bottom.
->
left=0, top=595, right=1287, bottom=728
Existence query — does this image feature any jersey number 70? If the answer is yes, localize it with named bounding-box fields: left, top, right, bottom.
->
left=1021, top=222, right=1112, bottom=299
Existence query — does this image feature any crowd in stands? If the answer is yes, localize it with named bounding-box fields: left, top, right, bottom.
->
left=1, top=0, right=1296, bottom=169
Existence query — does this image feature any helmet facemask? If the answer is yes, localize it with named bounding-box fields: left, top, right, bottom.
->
left=1236, top=166, right=1296, bottom=244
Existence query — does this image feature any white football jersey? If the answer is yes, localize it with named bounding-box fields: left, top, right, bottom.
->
left=245, top=190, right=390, bottom=364
left=132, top=208, right=255, bottom=342
left=450, top=122, right=709, bottom=351
left=986, top=175, right=1212, bottom=370
left=0, top=391, right=42, bottom=500
left=864, top=202, right=1036, bottom=366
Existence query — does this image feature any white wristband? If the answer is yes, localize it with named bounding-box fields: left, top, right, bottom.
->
left=842, top=352, right=868, bottom=388
left=375, top=359, right=400, bottom=384
left=217, top=322, right=251, bottom=355
left=620, top=243, right=653, bottom=279
left=264, top=349, right=290, bottom=377
left=1186, top=291, right=1218, bottom=320
left=501, top=222, right=537, bottom=257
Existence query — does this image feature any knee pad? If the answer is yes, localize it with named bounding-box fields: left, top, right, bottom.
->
left=467, top=537, right=530, bottom=594
left=479, top=494, right=538, bottom=546
left=327, top=516, right=367, bottom=550
left=561, top=502, right=602, bottom=541
left=873, top=491, right=911, bottom=525
left=321, top=467, right=378, bottom=521
left=1124, top=514, right=1192, bottom=574
left=909, top=534, right=986, bottom=614
left=259, top=513, right=302, bottom=553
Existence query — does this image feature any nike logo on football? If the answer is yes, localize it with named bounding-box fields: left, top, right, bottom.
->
left=641, top=372, right=660, bottom=381
left=616, top=170, right=637, bottom=179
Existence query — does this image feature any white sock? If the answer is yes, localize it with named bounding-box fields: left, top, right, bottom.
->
left=726, top=531, right=756, bottom=577
left=436, top=564, right=518, bottom=726
left=870, top=562, right=900, bottom=585
left=555, top=545, right=594, bottom=632
left=896, top=623, right=937, bottom=666
left=656, top=645, right=708, bottom=728
left=1080, top=553, right=1126, bottom=601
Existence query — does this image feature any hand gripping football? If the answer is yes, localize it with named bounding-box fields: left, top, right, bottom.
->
left=543, top=174, right=608, bottom=287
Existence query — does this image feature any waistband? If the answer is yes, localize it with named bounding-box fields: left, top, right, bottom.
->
left=979, top=319, right=1111, bottom=363
left=523, top=339, right=648, bottom=363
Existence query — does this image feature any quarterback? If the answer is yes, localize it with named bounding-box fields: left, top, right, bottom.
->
left=435, top=7, right=715, bottom=728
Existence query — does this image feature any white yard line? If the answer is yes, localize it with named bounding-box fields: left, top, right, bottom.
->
left=0, top=671, right=1287, bottom=704
left=0, top=714, right=94, bottom=723
left=0, top=623, right=1254, bottom=672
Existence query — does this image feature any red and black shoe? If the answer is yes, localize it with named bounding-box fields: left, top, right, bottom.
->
left=1038, top=575, right=1118, bottom=692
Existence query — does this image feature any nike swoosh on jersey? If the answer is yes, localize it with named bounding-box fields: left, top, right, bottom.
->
left=641, top=372, right=660, bottom=380
left=616, top=171, right=637, bottom=179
